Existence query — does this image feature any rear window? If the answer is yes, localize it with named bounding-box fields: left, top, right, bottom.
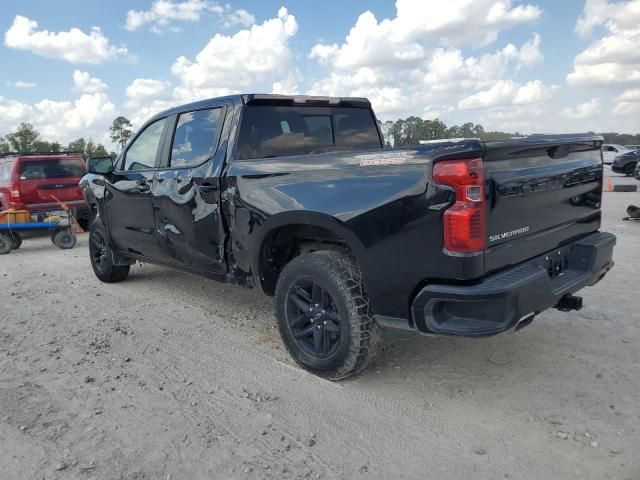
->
left=236, top=106, right=381, bottom=160
left=19, top=159, right=85, bottom=180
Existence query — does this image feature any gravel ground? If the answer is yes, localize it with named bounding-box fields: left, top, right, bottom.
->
left=1, top=169, right=639, bottom=480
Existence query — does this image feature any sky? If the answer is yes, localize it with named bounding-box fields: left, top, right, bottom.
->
left=1, top=0, right=639, bottom=147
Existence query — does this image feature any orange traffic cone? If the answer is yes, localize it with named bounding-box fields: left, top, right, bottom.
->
left=605, top=177, right=613, bottom=192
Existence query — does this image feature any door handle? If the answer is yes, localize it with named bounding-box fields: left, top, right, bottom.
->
left=199, top=184, right=217, bottom=193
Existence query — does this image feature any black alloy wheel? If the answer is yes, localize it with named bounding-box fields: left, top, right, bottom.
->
left=274, top=251, right=382, bottom=380
left=91, top=229, right=108, bottom=274
left=286, top=279, right=342, bottom=359
left=88, top=219, right=130, bottom=283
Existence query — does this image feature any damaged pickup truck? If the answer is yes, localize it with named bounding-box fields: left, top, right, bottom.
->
left=81, top=94, right=616, bottom=379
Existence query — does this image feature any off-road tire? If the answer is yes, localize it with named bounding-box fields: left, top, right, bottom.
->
left=275, top=251, right=382, bottom=380
left=89, top=219, right=130, bottom=283
left=0, top=233, right=13, bottom=255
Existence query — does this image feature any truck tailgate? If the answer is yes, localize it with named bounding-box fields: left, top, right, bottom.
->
left=483, top=135, right=603, bottom=273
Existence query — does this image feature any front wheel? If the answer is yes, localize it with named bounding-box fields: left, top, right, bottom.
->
left=274, top=251, right=382, bottom=380
left=89, top=220, right=130, bottom=283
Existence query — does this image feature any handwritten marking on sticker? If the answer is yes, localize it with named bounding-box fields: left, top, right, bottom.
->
left=357, top=151, right=414, bottom=166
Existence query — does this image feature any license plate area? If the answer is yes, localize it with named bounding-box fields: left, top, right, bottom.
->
left=541, top=246, right=574, bottom=279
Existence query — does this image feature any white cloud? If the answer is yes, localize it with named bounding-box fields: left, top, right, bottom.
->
left=458, top=80, right=549, bottom=109
left=0, top=96, right=32, bottom=122
left=125, top=0, right=254, bottom=32
left=4, top=15, right=134, bottom=64
left=560, top=98, right=601, bottom=119
left=614, top=88, right=640, bottom=114
left=306, top=1, right=545, bottom=119
left=126, top=78, right=170, bottom=99
left=517, top=33, right=543, bottom=67
left=6, top=80, right=37, bottom=88
left=0, top=93, right=115, bottom=144
left=125, top=78, right=171, bottom=110
left=118, top=8, right=296, bottom=128
left=568, top=0, right=640, bottom=88
left=309, top=0, right=541, bottom=72
left=73, top=70, right=108, bottom=93
left=223, top=9, right=256, bottom=28
left=170, top=7, right=298, bottom=101
left=309, top=31, right=546, bottom=118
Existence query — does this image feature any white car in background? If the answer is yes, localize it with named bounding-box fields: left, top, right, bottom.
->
left=602, top=144, right=632, bottom=165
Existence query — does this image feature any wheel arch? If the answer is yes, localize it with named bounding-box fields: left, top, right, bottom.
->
left=250, top=211, right=367, bottom=296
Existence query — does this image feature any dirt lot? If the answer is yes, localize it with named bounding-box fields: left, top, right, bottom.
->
left=1, top=170, right=639, bottom=480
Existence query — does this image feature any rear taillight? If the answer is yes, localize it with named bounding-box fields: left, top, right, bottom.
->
left=432, top=158, right=486, bottom=253
left=9, top=183, right=21, bottom=203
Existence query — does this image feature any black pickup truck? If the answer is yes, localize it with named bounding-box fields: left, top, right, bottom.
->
left=81, top=94, right=615, bottom=379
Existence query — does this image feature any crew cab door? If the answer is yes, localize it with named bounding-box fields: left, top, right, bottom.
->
left=152, top=106, right=228, bottom=273
left=104, top=117, right=168, bottom=258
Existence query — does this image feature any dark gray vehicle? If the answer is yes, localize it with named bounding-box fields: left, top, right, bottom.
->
left=612, top=150, right=640, bottom=176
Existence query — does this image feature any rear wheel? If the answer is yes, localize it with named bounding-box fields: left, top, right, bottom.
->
left=0, top=233, right=13, bottom=255
left=274, top=251, right=382, bottom=380
left=623, top=162, right=636, bottom=176
left=53, top=230, right=77, bottom=250
left=89, top=220, right=130, bottom=283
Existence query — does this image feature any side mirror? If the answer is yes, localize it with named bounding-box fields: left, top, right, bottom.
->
left=87, top=156, right=114, bottom=174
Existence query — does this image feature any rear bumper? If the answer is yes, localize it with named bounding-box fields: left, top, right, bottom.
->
left=411, top=232, right=616, bottom=337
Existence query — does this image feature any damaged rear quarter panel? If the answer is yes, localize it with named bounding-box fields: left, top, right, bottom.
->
left=222, top=141, right=484, bottom=318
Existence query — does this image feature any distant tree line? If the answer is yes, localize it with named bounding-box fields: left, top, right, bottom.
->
left=380, top=116, right=640, bottom=147
left=2, top=115, right=638, bottom=157
left=380, top=117, right=523, bottom=147
left=0, top=116, right=135, bottom=159
left=599, top=132, right=640, bottom=145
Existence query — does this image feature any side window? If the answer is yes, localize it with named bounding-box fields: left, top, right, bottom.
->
left=170, top=108, right=223, bottom=168
left=123, top=118, right=167, bottom=171
left=0, top=162, right=11, bottom=181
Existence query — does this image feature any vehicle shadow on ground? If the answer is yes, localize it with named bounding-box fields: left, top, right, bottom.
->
left=117, top=262, right=595, bottom=395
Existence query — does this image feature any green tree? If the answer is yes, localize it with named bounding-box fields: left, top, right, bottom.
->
left=32, top=140, right=62, bottom=152
left=5, top=123, right=41, bottom=152
left=0, top=137, right=10, bottom=154
left=85, top=139, right=109, bottom=158
left=109, top=116, right=133, bottom=150
left=67, top=138, right=87, bottom=155
left=67, top=137, right=110, bottom=159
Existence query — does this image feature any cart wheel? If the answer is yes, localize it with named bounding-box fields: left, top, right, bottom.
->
left=0, top=233, right=13, bottom=255
left=53, top=230, right=77, bottom=250
left=11, top=232, right=22, bottom=250
left=50, top=229, right=59, bottom=245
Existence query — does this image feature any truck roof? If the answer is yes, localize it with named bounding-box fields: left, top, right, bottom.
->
left=149, top=94, right=372, bottom=123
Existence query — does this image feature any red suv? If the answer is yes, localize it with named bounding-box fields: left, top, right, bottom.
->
left=0, top=152, right=89, bottom=228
